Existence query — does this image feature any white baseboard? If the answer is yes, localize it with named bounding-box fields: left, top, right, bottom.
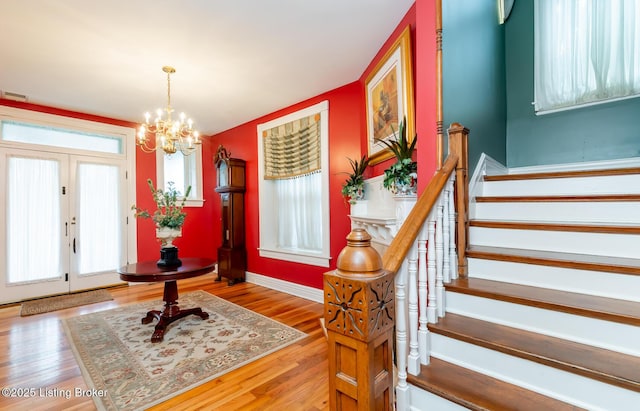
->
left=468, top=153, right=507, bottom=220
left=469, top=153, right=507, bottom=198
left=245, top=271, right=324, bottom=303
left=509, top=156, right=640, bottom=174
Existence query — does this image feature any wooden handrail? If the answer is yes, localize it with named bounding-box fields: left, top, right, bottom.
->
left=382, top=154, right=458, bottom=274
left=323, top=123, right=469, bottom=411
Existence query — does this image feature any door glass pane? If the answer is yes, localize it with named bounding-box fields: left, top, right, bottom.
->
left=7, top=157, right=61, bottom=283
left=2, top=121, right=122, bottom=154
left=77, top=163, right=120, bottom=275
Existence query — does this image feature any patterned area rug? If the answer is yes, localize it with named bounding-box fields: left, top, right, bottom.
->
left=20, top=289, right=113, bottom=316
left=62, top=290, right=307, bottom=411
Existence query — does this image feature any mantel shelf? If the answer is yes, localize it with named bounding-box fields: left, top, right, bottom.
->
left=349, top=215, right=396, bottom=225
left=347, top=175, right=417, bottom=255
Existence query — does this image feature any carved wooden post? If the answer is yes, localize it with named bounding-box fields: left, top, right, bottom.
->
left=448, top=123, right=469, bottom=277
left=324, top=228, right=395, bottom=410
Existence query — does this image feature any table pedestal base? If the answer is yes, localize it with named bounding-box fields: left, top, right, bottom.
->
left=141, top=279, right=209, bottom=343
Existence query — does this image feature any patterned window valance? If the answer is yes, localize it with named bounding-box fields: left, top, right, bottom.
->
left=262, top=113, right=321, bottom=179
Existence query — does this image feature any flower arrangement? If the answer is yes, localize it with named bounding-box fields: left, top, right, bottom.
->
left=132, top=179, right=192, bottom=229
left=341, top=155, right=370, bottom=204
left=375, top=118, right=417, bottom=194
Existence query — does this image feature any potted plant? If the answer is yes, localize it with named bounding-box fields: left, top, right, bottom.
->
left=132, top=178, right=192, bottom=249
left=376, top=118, right=417, bottom=195
left=341, top=155, right=370, bottom=204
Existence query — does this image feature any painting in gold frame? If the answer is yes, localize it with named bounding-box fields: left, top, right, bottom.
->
left=365, top=25, right=415, bottom=165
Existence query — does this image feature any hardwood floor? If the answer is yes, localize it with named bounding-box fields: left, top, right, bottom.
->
left=0, top=273, right=329, bottom=410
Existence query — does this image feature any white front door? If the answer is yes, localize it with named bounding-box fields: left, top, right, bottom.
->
left=0, top=149, right=126, bottom=303
left=68, top=156, right=126, bottom=291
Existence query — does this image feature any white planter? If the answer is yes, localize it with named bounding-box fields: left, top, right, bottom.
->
left=156, top=227, right=182, bottom=248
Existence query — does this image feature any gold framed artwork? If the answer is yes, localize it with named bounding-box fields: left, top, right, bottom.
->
left=365, top=25, right=415, bottom=165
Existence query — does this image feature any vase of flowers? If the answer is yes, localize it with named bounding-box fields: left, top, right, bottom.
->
left=376, top=118, right=417, bottom=195
left=341, top=155, right=370, bottom=205
left=132, top=178, right=191, bottom=267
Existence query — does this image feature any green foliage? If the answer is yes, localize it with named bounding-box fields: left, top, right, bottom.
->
left=132, top=179, right=192, bottom=229
left=375, top=118, right=418, bottom=193
left=340, top=155, right=370, bottom=204
left=382, top=158, right=417, bottom=191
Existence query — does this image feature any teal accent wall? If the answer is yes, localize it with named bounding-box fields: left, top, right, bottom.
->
left=442, top=0, right=507, bottom=171
left=505, top=1, right=640, bottom=167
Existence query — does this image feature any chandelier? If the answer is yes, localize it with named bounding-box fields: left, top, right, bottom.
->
left=136, top=66, right=201, bottom=156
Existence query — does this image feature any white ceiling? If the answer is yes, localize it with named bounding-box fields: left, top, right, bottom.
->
left=1, top=0, right=414, bottom=136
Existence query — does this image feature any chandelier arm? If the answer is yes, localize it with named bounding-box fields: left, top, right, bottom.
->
left=178, top=145, right=197, bottom=156
left=137, top=139, right=158, bottom=153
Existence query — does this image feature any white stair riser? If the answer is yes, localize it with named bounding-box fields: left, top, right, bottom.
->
left=408, top=386, right=467, bottom=411
left=430, top=333, right=640, bottom=411
left=474, top=202, right=640, bottom=223
left=468, top=258, right=640, bottom=302
left=481, top=175, right=640, bottom=197
left=469, top=226, right=640, bottom=258
left=445, top=291, right=640, bottom=356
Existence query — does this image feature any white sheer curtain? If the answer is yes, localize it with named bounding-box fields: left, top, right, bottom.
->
left=8, top=157, right=61, bottom=283
left=77, top=163, right=120, bottom=274
left=274, top=171, right=322, bottom=252
left=535, top=0, right=640, bottom=113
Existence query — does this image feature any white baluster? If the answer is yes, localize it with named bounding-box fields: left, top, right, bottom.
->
left=427, top=212, right=437, bottom=324
left=436, top=200, right=445, bottom=318
left=407, top=240, right=419, bottom=375
left=442, top=187, right=451, bottom=284
left=417, top=222, right=429, bottom=365
left=448, top=177, right=458, bottom=280
left=395, top=260, right=409, bottom=401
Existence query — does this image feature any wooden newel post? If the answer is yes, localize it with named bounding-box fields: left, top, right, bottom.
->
left=448, top=123, right=470, bottom=277
left=324, top=229, right=395, bottom=410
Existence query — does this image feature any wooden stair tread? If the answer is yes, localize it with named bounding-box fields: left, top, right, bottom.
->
left=408, top=357, right=585, bottom=411
left=447, top=277, right=640, bottom=326
left=467, top=245, right=640, bottom=276
left=429, top=313, right=640, bottom=392
left=470, top=219, right=640, bottom=234
left=476, top=194, right=640, bottom=202
left=484, top=167, right=640, bottom=181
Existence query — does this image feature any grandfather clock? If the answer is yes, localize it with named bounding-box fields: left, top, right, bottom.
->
left=215, top=146, right=246, bottom=285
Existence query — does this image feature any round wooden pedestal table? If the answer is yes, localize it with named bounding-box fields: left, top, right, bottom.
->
left=118, top=257, right=216, bottom=343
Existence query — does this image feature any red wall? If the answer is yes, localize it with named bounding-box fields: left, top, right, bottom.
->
left=415, top=0, right=438, bottom=188
left=0, top=99, right=218, bottom=263
left=133, top=140, right=218, bottom=262
left=361, top=1, right=437, bottom=187
left=208, top=3, right=433, bottom=290
left=362, top=6, right=418, bottom=178
left=0, top=0, right=438, bottom=291
left=208, top=82, right=363, bottom=289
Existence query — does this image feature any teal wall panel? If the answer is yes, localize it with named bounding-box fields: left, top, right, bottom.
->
left=505, top=1, right=640, bottom=167
left=442, top=0, right=507, bottom=171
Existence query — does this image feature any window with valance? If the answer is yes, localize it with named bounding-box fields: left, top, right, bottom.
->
left=257, top=101, right=330, bottom=267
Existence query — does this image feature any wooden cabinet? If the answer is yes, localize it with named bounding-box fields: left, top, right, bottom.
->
left=215, top=147, right=246, bottom=285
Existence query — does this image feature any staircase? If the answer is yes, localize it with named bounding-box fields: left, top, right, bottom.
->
left=408, top=163, right=640, bottom=410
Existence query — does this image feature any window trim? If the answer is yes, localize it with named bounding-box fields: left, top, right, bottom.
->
left=257, top=100, right=330, bottom=267
left=155, top=145, right=204, bottom=207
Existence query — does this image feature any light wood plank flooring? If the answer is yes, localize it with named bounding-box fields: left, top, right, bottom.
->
left=0, top=273, right=329, bottom=410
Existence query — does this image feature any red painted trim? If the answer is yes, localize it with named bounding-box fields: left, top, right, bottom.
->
left=0, top=99, right=138, bottom=129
